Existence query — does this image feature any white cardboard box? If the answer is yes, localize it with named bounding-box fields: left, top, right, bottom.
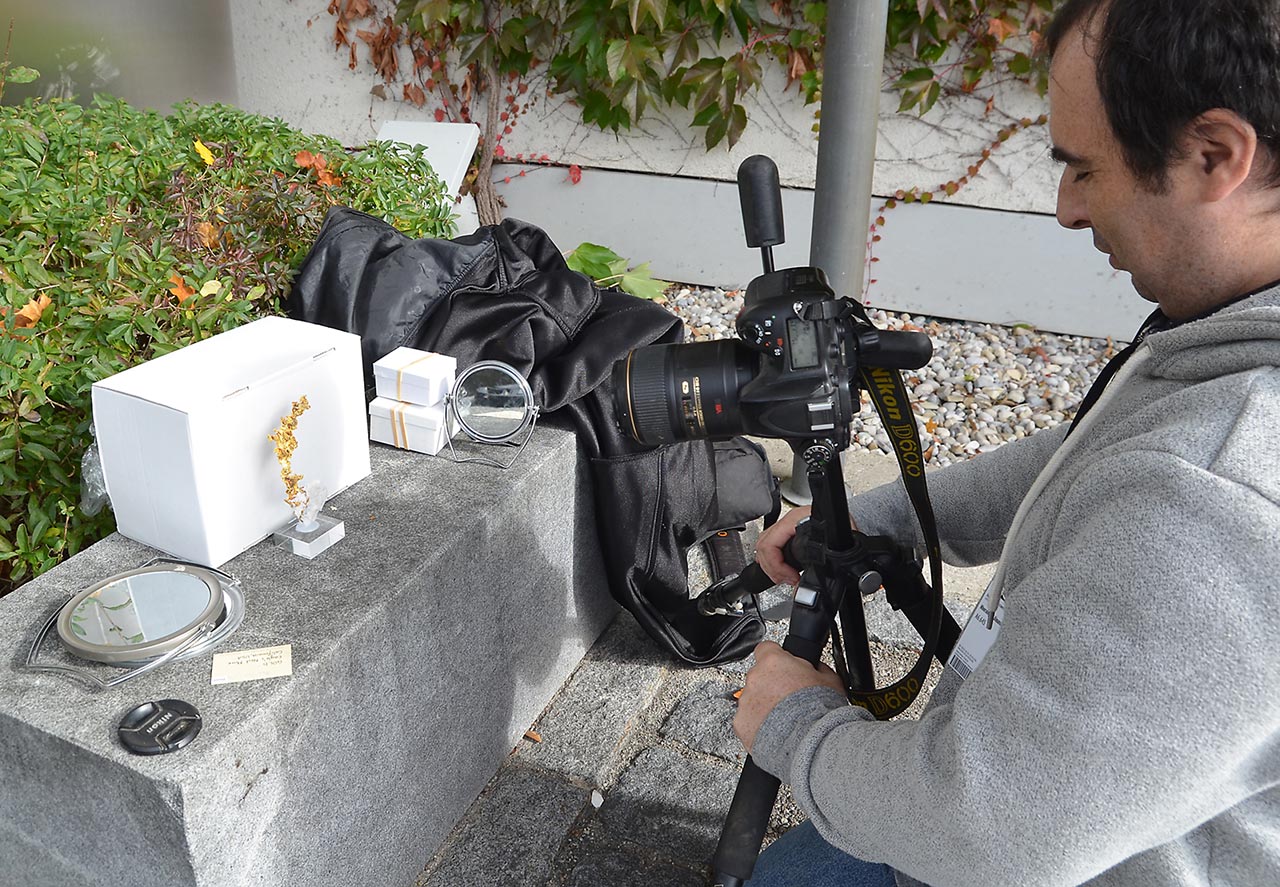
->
left=91, top=316, right=372, bottom=567
left=373, top=347, right=456, bottom=406
left=369, top=397, right=452, bottom=455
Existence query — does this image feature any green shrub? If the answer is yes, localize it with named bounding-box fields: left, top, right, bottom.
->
left=0, top=96, right=456, bottom=594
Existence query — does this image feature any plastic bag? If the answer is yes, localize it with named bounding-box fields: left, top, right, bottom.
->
left=80, top=437, right=110, bottom=517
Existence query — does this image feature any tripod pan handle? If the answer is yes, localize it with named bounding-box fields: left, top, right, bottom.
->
left=737, top=155, right=785, bottom=249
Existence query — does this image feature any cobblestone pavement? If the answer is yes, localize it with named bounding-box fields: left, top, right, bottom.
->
left=413, top=445, right=994, bottom=887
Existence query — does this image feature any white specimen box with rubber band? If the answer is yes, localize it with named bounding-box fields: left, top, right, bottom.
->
left=372, top=347, right=456, bottom=406
left=368, top=397, right=453, bottom=455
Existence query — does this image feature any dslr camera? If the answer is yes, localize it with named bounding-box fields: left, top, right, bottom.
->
left=612, top=155, right=932, bottom=449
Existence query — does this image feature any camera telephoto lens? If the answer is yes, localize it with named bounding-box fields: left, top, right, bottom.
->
left=613, top=341, right=757, bottom=445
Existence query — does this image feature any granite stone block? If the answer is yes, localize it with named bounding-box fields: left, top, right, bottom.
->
left=0, top=426, right=613, bottom=887
left=515, top=616, right=668, bottom=786
left=419, top=764, right=587, bottom=887
left=660, top=678, right=745, bottom=765
left=596, top=745, right=739, bottom=863
left=551, top=819, right=708, bottom=887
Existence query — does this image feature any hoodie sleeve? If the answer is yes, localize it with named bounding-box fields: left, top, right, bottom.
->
left=848, top=423, right=1067, bottom=567
left=770, top=447, right=1280, bottom=887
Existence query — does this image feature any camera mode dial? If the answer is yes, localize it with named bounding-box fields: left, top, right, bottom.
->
left=801, top=442, right=836, bottom=469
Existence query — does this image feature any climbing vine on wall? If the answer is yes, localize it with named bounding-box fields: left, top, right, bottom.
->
left=323, top=0, right=1064, bottom=225
left=886, top=0, right=1058, bottom=113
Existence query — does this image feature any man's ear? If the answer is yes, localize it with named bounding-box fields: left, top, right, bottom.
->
left=1185, top=108, right=1258, bottom=201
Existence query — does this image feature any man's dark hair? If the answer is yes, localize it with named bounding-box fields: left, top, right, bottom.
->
left=1046, top=0, right=1280, bottom=188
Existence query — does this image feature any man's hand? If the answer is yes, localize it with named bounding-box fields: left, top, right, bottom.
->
left=754, top=506, right=811, bottom=587
left=733, top=641, right=845, bottom=754
left=755, top=505, right=862, bottom=587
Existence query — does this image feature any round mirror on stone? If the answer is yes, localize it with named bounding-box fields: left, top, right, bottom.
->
left=27, top=561, right=245, bottom=689
left=445, top=360, right=540, bottom=468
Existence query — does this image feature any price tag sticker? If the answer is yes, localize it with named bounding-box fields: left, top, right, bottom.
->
left=946, top=595, right=1005, bottom=682
left=211, top=644, right=293, bottom=686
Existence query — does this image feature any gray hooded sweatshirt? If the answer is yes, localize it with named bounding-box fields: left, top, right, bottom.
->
left=750, top=287, right=1280, bottom=886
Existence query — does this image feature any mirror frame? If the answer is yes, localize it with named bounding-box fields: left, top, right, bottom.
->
left=26, top=560, right=245, bottom=689
left=442, top=360, right=542, bottom=470
left=56, top=563, right=225, bottom=664
left=448, top=360, right=538, bottom=444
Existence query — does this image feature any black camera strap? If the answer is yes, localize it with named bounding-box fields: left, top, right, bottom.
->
left=841, top=362, right=945, bottom=719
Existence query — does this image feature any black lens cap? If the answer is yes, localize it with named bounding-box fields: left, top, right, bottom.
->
left=118, top=699, right=202, bottom=756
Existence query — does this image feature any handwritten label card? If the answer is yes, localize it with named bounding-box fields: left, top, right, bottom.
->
left=211, top=644, right=293, bottom=686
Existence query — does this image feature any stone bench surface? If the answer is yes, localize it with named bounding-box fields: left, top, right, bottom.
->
left=0, top=426, right=613, bottom=887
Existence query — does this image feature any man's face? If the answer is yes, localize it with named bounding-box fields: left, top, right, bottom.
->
left=1049, top=25, right=1203, bottom=314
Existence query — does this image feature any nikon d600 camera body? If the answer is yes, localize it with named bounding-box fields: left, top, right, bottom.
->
left=613, top=156, right=932, bottom=450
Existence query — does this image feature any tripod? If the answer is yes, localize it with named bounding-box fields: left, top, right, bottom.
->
left=707, top=439, right=962, bottom=887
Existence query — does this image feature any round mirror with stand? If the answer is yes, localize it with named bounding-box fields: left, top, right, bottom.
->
left=445, top=360, right=540, bottom=469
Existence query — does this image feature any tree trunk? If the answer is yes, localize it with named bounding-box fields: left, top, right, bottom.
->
left=469, top=1, right=504, bottom=227
left=471, top=77, right=504, bottom=226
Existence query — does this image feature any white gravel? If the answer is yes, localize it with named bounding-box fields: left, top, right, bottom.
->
left=658, top=285, right=1128, bottom=467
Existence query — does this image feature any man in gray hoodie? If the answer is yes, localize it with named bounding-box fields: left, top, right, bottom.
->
left=736, top=1, right=1280, bottom=885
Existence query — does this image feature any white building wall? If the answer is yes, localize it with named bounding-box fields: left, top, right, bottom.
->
left=226, top=1, right=1143, bottom=340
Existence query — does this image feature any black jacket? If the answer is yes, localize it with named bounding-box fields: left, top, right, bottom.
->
left=287, top=208, right=773, bottom=664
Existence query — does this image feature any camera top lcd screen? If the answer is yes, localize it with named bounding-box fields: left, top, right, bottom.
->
left=786, top=318, right=820, bottom=369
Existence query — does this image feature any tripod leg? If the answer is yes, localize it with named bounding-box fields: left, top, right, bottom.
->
left=711, top=575, right=834, bottom=886
left=883, top=568, right=962, bottom=664
left=711, top=448, right=852, bottom=884
left=896, top=595, right=961, bottom=664
left=836, top=591, right=875, bottom=692
left=712, top=758, right=783, bottom=887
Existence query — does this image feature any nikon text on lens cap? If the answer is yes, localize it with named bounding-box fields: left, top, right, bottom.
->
left=118, top=699, right=202, bottom=755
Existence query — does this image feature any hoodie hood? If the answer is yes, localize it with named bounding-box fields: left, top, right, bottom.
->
left=1146, top=285, right=1280, bottom=382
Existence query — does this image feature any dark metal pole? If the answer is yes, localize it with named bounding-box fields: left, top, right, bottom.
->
left=784, top=0, right=890, bottom=506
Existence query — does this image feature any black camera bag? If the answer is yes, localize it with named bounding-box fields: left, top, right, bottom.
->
left=287, top=207, right=775, bottom=665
